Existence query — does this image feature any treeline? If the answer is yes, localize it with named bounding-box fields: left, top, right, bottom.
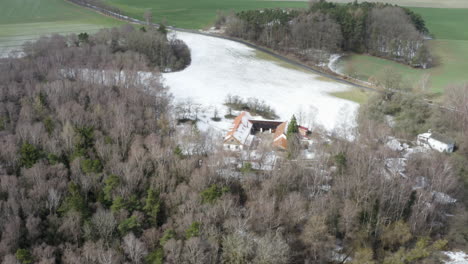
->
left=23, top=25, right=190, bottom=73
left=224, top=95, right=279, bottom=119
left=0, top=27, right=465, bottom=264
left=220, top=0, right=432, bottom=67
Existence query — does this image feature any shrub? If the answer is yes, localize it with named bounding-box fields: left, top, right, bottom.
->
left=224, top=95, right=278, bottom=119
left=81, top=159, right=103, bottom=174
left=146, top=248, right=164, bottom=264
left=185, top=222, right=201, bottom=239
left=118, top=215, right=141, bottom=235
left=160, top=229, right=175, bottom=246
left=201, top=184, right=229, bottom=204
left=240, top=162, right=253, bottom=173
left=15, top=249, right=33, bottom=264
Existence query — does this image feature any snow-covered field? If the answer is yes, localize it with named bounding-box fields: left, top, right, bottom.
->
left=162, top=32, right=358, bottom=134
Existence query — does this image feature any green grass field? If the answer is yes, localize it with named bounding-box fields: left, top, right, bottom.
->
left=336, top=7, right=468, bottom=94
left=103, top=0, right=307, bottom=29
left=299, top=0, right=468, bottom=8
left=0, top=0, right=122, bottom=55
left=330, top=88, right=371, bottom=104
left=415, top=8, right=468, bottom=40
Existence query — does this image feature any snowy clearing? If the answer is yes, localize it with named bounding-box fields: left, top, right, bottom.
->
left=162, top=32, right=358, bottom=135
left=444, top=251, right=468, bottom=264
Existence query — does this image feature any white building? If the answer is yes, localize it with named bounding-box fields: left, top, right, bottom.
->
left=417, top=130, right=455, bottom=153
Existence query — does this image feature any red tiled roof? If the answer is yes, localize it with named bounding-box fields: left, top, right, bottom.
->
left=224, top=112, right=253, bottom=145
left=273, top=121, right=288, bottom=149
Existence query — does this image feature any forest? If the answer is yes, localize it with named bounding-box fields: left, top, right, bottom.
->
left=0, top=24, right=467, bottom=264
left=219, top=0, right=432, bottom=68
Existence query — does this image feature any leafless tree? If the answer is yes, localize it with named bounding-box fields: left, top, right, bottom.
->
left=58, top=211, right=83, bottom=243
left=91, top=208, right=117, bottom=243
left=46, top=188, right=62, bottom=214
left=291, top=12, right=343, bottom=53
left=221, top=232, right=255, bottom=264
left=122, top=233, right=148, bottom=264
left=181, top=237, right=212, bottom=264
left=163, top=239, right=183, bottom=264
left=253, top=232, right=290, bottom=264
left=143, top=9, right=153, bottom=25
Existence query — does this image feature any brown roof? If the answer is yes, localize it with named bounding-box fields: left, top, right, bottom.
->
left=273, top=122, right=287, bottom=138
left=273, top=122, right=288, bottom=149
left=273, top=136, right=288, bottom=149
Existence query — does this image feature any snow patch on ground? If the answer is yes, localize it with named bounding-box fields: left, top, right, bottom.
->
left=162, top=32, right=358, bottom=134
left=328, top=54, right=343, bottom=75
left=444, top=251, right=468, bottom=264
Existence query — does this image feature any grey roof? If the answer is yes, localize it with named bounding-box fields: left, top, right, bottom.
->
left=430, top=132, right=455, bottom=145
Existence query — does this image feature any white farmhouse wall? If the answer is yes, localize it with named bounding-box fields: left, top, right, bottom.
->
left=417, top=133, right=454, bottom=153
left=224, top=144, right=244, bottom=151
left=427, top=138, right=454, bottom=153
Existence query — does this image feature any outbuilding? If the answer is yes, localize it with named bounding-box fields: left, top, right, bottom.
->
left=417, top=130, right=455, bottom=153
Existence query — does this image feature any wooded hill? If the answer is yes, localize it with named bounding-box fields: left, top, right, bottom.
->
left=0, top=24, right=467, bottom=264
left=221, top=1, right=432, bottom=68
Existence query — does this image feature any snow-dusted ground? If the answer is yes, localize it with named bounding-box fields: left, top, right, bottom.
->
left=444, top=251, right=468, bottom=264
left=162, top=32, right=358, bottom=134
left=328, top=54, right=343, bottom=75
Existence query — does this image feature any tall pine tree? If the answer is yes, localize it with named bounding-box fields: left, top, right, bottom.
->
left=287, top=115, right=299, bottom=137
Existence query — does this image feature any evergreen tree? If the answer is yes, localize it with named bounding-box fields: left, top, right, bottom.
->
left=19, top=142, right=42, bottom=168
left=59, top=183, right=88, bottom=217
left=15, top=249, right=33, bottom=264
left=103, top=174, right=120, bottom=203
left=287, top=115, right=299, bottom=137
left=144, top=188, right=161, bottom=225
left=78, top=32, right=89, bottom=44
left=118, top=215, right=141, bottom=235
left=158, top=24, right=168, bottom=35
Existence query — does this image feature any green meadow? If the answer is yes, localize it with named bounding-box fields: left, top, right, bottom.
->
left=335, top=7, right=468, bottom=94
left=103, top=0, right=307, bottom=29
left=0, top=0, right=122, bottom=55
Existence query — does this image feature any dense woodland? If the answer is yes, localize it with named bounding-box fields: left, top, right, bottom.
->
left=0, top=24, right=467, bottom=264
left=219, top=0, right=432, bottom=68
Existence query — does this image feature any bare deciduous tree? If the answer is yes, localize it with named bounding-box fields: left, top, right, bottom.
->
left=123, top=233, right=148, bottom=264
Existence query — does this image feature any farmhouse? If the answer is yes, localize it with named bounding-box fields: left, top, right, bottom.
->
left=224, top=112, right=312, bottom=151
left=272, top=122, right=312, bottom=150
left=223, top=112, right=254, bottom=151
left=417, top=130, right=455, bottom=153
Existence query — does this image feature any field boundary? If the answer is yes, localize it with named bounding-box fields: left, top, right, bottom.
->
left=65, top=0, right=377, bottom=92
left=65, top=0, right=465, bottom=114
